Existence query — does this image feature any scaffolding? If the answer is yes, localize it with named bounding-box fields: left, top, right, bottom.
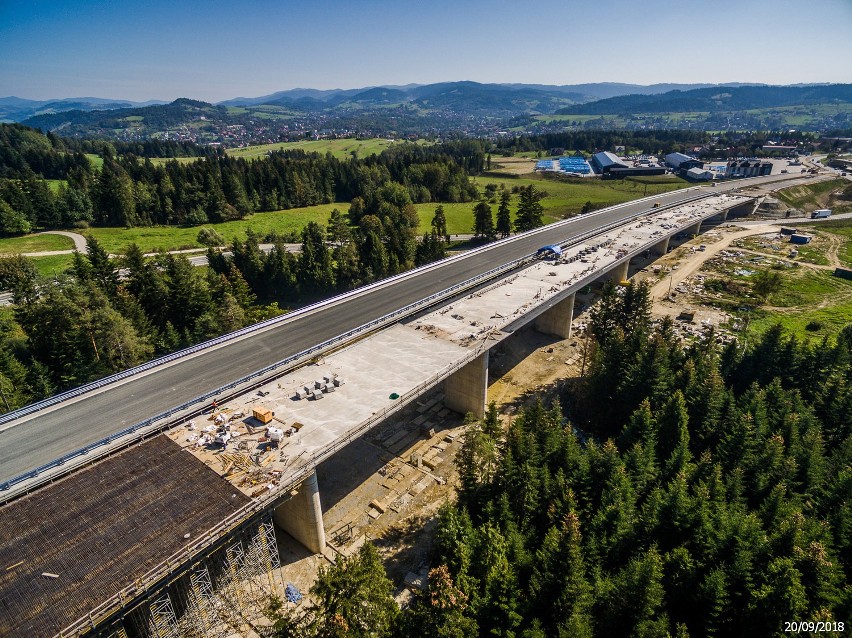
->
left=147, top=594, right=178, bottom=638
left=139, top=514, right=283, bottom=637
left=174, top=563, right=230, bottom=638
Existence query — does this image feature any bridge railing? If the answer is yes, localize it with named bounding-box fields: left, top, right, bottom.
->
left=3, top=190, right=730, bottom=497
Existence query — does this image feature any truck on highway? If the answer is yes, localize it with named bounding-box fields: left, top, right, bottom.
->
left=811, top=209, right=832, bottom=219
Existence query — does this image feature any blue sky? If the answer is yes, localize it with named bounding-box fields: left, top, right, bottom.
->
left=1, top=0, right=851, bottom=102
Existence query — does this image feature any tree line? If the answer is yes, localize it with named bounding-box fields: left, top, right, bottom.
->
left=0, top=123, right=484, bottom=235
left=492, top=129, right=821, bottom=159
left=270, top=281, right=850, bottom=637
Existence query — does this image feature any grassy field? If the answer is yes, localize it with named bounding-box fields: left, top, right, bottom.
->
left=0, top=233, right=74, bottom=253
left=45, top=179, right=66, bottom=193
left=85, top=153, right=103, bottom=170
left=226, top=138, right=408, bottom=161
left=705, top=262, right=852, bottom=342
left=802, top=219, right=852, bottom=267
left=86, top=204, right=340, bottom=253
left=472, top=173, right=690, bottom=217
left=3, top=171, right=690, bottom=257
left=147, top=156, right=204, bottom=166
left=28, top=254, right=77, bottom=277
left=747, top=265, right=852, bottom=339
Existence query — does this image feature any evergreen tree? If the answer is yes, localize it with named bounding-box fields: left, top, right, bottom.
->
left=496, top=191, right=512, bottom=238
left=298, top=222, right=335, bottom=294
left=305, top=543, right=398, bottom=638
left=514, top=185, right=544, bottom=233
left=472, top=200, right=495, bottom=241
left=431, top=204, right=449, bottom=242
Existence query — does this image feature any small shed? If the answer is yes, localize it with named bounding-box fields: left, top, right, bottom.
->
left=790, top=234, right=812, bottom=245
left=834, top=267, right=852, bottom=281
left=252, top=407, right=273, bottom=424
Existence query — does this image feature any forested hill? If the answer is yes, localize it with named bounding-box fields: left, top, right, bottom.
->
left=557, top=84, right=852, bottom=115
left=22, top=98, right=226, bottom=135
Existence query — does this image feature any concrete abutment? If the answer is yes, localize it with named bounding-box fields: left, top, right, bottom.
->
left=273, top=469, right=326, bottom=554
left=444, top=351, right=489, bottom=419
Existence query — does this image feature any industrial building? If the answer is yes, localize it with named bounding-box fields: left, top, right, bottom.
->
left=592, top=151, right=667, bottom=179
left=665, top=152, right=704, bottom=173
left=606, top=166, right=667, bottom=179
left=591, top=151, right=629, bottom=174
left=726, top=160, right=772, bottom=178
left=685, top=167, right=715, bottom=181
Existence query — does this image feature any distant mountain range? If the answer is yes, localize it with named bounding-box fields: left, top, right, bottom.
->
left=9, top=82, right=850, bottom=139
left=555, top=84, right=852, bottom=116
left=0, top=96, right=166, bottom=123
left=3, top=82, right=797, bottom=123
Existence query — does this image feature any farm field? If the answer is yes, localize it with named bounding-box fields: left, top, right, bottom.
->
left=226, top=138, right=412, bottom=160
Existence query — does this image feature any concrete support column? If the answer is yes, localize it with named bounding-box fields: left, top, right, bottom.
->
left=719, top=209, right=729, bottom=222
left=444, top=351, right=489, bottom=419
left=273, top=470, right=325, bottom=554
left=651, top=236, right=670, bottom=256
left=608, top=259, right=630, bottom=283
left=535, top=293, right=576, bottom=339
left=688, top=221, right=702, bottom=236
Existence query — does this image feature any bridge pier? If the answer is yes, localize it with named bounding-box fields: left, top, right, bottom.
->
left=444, top=351, right=489, bottom=419
left=535, top=292, right=576, bottom=339
left=650, top=236, right=670, bottom=256
left=273, top=470, right=326, bottom=554
left=718, top=209, right=729, bottom=222
left=607, top=259, right=630, bottom=284
left=687, top=221, right=702, bottom=236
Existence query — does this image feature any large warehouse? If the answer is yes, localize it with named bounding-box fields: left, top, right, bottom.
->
left=591, top=151, right=628, bottom=174
left=665, top=152, right=704, bottom=172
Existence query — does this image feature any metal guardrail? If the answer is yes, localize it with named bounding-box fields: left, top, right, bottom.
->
left=54, top=190, right=744, bottom=636
left=1, top=190, right=723, bottom=497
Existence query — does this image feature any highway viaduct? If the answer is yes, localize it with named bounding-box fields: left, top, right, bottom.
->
left=0, top=174, right=803, bottom=636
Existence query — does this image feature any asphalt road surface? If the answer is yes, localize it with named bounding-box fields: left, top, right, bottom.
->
left=0, top=176, right=794, bottom=482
